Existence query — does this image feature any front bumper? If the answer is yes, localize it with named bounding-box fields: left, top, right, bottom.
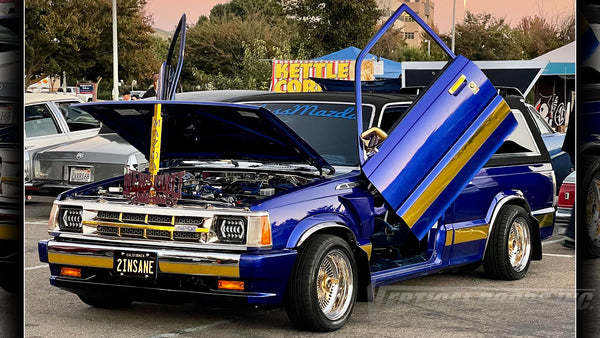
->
left=38, top=238, right=296, bottom=306
left=25, top=182, right=73, bottom=199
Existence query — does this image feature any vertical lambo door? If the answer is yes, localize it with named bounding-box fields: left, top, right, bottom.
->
left=356, top=5, right=518, bottom=241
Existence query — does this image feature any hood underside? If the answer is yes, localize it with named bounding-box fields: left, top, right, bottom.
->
left=73, top=101, right=333, bottom=172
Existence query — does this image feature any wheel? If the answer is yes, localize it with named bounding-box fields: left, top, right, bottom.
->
left=580, top=157, right=600, bottom=258
left=484, top=205, right=532, bottom=280
left=285, top=234, right=357, bottom=332
left=78, top=294, right=131, bottom=309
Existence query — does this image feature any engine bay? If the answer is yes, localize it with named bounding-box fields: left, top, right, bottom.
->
left=75, top=167, right=319, bottom=208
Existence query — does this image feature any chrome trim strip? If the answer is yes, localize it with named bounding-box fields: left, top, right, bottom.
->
left=55, top=199, right=268, bottom=218
left=296, top=222, right=356, bottom=247
left=53, top=233, right=251, bottom=252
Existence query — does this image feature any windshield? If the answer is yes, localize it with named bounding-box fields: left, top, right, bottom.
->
left=247, top=102, right=373, bottom=166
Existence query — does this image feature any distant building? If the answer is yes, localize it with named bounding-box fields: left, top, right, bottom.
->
left=376, top=0, right=435, bottom=47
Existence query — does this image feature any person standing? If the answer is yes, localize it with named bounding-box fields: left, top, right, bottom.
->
left=141, top=73, right=159, bottom=99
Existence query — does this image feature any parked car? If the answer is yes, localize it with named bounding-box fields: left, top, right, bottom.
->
left=525, top=101, right=573, bottom=187
left=30, top=124, right=148, bottom=197
left=56, top=86, right=93, bottom=102
left=38, top=6, right=555, bottom=331
left=25, top=93, right=101, bottom=199
left=555, top=171, right=575, bottom=228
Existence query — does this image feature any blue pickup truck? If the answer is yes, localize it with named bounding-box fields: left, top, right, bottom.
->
left=38, top=5, right=555, bottom=331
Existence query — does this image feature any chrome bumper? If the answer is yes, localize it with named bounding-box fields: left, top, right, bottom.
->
left=555, top=207, right=572, bottom=226
left=44, top=239, right=241, bottom=277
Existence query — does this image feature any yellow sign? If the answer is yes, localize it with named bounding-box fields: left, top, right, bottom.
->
left=270, top=60, right=375, bottom=93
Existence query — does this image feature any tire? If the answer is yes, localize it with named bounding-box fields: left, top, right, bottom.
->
left=285, top=234, right=357, bottom=332
left=483, top=205, right=532, bottom=280
left=580, top=156, right=600, bottom=258
left=78, top=294, right=132, bottom=309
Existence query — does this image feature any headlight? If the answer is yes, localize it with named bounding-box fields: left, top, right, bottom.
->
left=59, top=207, right=83, bottom=232
left=214, top=216, right=247, bottom=244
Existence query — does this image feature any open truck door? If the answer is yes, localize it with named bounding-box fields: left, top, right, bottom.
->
left=356, top=5, right=518, bottom=240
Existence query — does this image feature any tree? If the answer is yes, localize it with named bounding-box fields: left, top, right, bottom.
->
left=281, top=0, right=381, bottom=57
left=25, top=0, right=102, bottom=86
left=25, top=0, right=160, bottom=93
left=441, top=12, right=523, bottom=60
left=184, top=0, right=296, bottom=89
left=516, top=15, right=574, bottom=59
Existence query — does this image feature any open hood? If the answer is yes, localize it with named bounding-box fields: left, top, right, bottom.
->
left=73, top=101, right=334, bottom=173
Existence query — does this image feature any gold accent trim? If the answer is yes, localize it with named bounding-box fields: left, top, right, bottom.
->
left=159, top=262, right=239, bottom=277
left=448, top=74, right=467, bottom=95
left=453, top=225, right=489, bottom=244
left=47, top=253, right=240, bottom=277
left=445, top=229, right=454, bottom=246
left=403, top=101, right=511, bottom=227
left=535, top=212, right=554, bottom=228
left=83, top=220, right=209, bottom=233
left=48, top=252, right=113, bottom=269
left=360, top=244, right=372, bottom=261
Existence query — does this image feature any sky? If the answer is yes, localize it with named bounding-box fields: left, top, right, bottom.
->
left=145, top=0, right=574, bottom=34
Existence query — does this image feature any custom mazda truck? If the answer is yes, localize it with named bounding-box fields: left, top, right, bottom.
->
left=38, top=6, right=555, bottom=331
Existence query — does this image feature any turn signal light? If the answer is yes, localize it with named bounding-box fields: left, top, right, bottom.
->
left=217, top=280, right=245, bottom=291
left=260, top=215, right=271, bottom=246
left=60, top=267, right=82, bottom=278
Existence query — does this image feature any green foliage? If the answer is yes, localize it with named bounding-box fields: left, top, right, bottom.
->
left=25, top=0, right=161, bottom=94
left=183, top=0, right=295, bottom=90
left=281, top=0, right=380, bottom=57
left=443, top=12, right=523, bottom=60
left=516, top=15, right=574, bottom=59
left=440, top=11, right=575, bottom=61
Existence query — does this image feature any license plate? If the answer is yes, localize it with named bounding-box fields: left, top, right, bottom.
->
left=113, top=250, right=157, bottom=278
left=0, top=106, right=13, bottom=124
left=69, top=167, right=92, bottom=183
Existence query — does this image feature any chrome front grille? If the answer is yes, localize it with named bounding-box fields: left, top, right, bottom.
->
left=122, top=213, right=146, bottom=224
left=97, top=211, right=120, bottom=221
left=92, top=211, right=206, bottom=242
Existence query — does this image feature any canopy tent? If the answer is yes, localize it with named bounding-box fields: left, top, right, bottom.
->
left=315, top=47, right=402, bottom=79
left=533, top=41, right=575, bottom=76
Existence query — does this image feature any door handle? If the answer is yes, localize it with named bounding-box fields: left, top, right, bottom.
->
left=448, top=75, right=467, bottom=95
left=449, top=75, right=480, bottom=95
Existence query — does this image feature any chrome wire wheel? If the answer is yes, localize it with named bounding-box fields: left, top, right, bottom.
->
left=507, top=216, right=531, bottom=273
left=316, top=249, right=354, bottom=321
left=586, top=174, right=600, bottom=246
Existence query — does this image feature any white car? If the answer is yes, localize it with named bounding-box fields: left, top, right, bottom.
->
left=25, top=93, right=101, bottom=197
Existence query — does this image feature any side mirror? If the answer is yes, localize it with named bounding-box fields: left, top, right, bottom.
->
left=361, top=127, right=388, bottom=156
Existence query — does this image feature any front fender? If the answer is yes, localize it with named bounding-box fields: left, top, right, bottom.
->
left=285, top=213, right=357, bottom=249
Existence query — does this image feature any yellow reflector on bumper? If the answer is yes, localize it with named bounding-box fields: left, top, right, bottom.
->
left=218, top=280, right=245, bottom=291
left=60, top=267, right=82, bottom=278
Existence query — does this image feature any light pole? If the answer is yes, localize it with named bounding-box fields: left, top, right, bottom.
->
left=451, top=0, right=456, bottom=53
left=425, top=39, right=431, bottom=56
left=112, top=0, right=119, bottom=101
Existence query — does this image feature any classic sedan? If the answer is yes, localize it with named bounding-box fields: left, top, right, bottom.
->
left=28, top=124, right=148, bottom=198
left=25, top=93, right=101, bottom=196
